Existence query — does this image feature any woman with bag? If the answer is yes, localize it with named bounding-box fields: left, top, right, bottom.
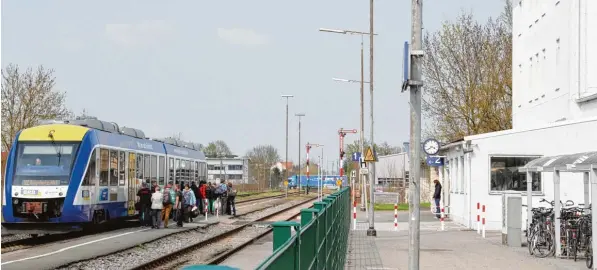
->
left=150, top=186, right=164, bottom=229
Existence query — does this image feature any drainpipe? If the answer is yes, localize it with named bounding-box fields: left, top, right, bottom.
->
left=463, top=140, right=474, bottom=229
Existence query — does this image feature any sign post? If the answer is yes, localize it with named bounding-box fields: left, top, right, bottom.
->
left=363, top=146, right=378, bottom=235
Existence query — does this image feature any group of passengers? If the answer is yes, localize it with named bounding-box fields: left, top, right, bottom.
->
left=136, top=179, right=237, bottom=229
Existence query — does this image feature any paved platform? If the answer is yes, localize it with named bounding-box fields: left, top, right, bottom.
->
left=347, top=211, right=588, bottom=270
left=0, top=217, right=222, bottom=270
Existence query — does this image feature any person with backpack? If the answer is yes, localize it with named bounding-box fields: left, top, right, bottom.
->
left=206, top=182, right=215, bottom=215
left=214, top=179, right=228, bottom=215
left=182, top=184, right=197, bottom=222
left=191, top=181, right=200, bottom=208
left=226, top=182, right=237, bottom=216
left=161, top=182, right=176, bottom=228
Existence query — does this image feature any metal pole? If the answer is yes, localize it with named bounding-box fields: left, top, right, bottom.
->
left=367, top=0, right=377, bottom=237
left=282, top=95, right=293, bottom=196
left=359, top=35, right=366, bottom=212
left=321, top=147, right=324, bottom=200
left=298, top=118, right=301, bottom=195
left=409, top=0, right=423, bottom=268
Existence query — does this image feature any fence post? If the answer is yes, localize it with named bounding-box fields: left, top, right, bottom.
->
left=324, top=194, right=337, bottom=269
left=272, top=221, right=300, bottom=251
left=314, top=201, right=328, bottom=270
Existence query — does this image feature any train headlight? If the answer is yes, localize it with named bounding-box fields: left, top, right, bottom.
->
left=59, top=192, right=63, bottom=196
left=13, top=198, right=18, bottom=204
left=14, top=192, right=18, bottom=196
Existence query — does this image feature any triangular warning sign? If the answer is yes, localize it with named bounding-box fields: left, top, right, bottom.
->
left=364, top=146, right=376, bottom=162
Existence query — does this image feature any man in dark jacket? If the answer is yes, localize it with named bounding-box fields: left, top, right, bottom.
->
left=136, top=182, right=152, bottom=226
left=433, top=180, right=442, bottom=218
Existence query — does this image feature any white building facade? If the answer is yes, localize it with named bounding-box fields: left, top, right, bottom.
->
left=207, top=157, right=250, bottom=184
left=440, top=0, right=597, bottom=230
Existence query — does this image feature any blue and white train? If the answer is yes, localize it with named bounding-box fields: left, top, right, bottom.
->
left=1, top=118, right=207, bottom=234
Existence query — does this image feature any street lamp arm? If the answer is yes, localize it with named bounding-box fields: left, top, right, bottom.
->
left=318, top=27, right=378, bottom=36
left=332, top=77, right=370, bottom=84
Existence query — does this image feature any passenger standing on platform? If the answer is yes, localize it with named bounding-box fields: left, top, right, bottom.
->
left=174, top=184, right=184, bottom=227
left=190, top=181, right=200, bottom=208
left=161, top=182, right=175, bottom=228
left=433, top=179, right=442, bottom=218
left=226, top=182, right=237, bottom=216
left=215, top=179, right=228, bottom=215
left=207, top=182, right=215, bottom=215
left=151, top=186, right=163, bottom=229
left=136, top=183, right=152, bottom=227
left=199, top=181, right=207, bottom=214
left=182, top=184, right=196, bottom=222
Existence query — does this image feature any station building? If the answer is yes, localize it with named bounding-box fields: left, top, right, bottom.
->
left=439, top=0, right=597, bottom=230
left=206, top=157, right=250, bottom=184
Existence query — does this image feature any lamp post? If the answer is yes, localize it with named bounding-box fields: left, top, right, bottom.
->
left=319, top=27, right=377, bottom=214
left=281, top=95, right=294, bottom=197
left=295, top=113, right=306, bottom=195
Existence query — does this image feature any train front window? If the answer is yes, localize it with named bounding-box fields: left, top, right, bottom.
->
left=14, top=142, right=80, bottom=186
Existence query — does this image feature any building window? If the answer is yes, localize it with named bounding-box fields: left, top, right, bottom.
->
left=83, top=149, right=97, bottom=186
left=159, top=156, right=165, bottom=185
left=144, top=155, right=151, bottom=183
left=109, top=150, right=118, bottom=186
left=150, top=155, right=157, bottom=183
left=490, top=156, right=542, bottom=192
left=118, top=151, right=126, bottom=186
left=136, top=154, right=143, bottom=180
left=169, top=157, right=174, bottom=183
left=175, top=159, right=181, bottom=183
left=228, top=165, right=243, bottom=170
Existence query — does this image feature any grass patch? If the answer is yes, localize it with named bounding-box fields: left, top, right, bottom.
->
left=374, top=202, right=431, bottom=211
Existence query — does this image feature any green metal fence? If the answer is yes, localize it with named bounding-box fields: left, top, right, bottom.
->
left=256, top=187, right=351, bottom=270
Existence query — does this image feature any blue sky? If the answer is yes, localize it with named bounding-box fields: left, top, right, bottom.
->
left=1, top=0, right=504, bottom=162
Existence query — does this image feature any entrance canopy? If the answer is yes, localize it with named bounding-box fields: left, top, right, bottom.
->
left=519, top=151, right=597, bottom=173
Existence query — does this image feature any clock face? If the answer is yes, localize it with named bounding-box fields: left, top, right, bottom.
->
left=423, top=139, right=440, bottom=155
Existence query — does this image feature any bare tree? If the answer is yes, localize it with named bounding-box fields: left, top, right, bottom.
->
left=1, top=64, right=71, bottom=151
left=422, top=3, right=512, bottom=142
left=246, top=144, right=281, bottom=188
left=204, top=140, right=232, bottom=157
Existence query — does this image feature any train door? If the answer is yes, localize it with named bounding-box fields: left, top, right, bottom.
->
left=127, top=152, right=136, bottom=216
left=81, top=148, right=98, bottom=219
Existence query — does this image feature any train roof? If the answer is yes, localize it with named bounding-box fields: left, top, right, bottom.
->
left=33, top=118, right=206, bottom=160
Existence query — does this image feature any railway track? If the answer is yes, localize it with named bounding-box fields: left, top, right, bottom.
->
left=130, top=196, right=317, bottom=270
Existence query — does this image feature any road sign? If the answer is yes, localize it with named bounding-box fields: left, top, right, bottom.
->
left=426, top=156, right=444, bottom=167
left=336, top=179, right=342, bottom=187
left=351, top=170, right=356, bottom=177
left=360, top=156, right=368, bottom=169
left=352, top=152, right=361, bottom=162
left=360, top=168, right=369, bottom=174
left=364, top=146, right=377, bottom=162
left=401, top=41, right=410, bottom=92
left=284, top=180, right=289, bottom=187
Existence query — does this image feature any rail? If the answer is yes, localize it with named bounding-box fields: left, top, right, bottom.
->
left=255, top=186, right=350, bottom=270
